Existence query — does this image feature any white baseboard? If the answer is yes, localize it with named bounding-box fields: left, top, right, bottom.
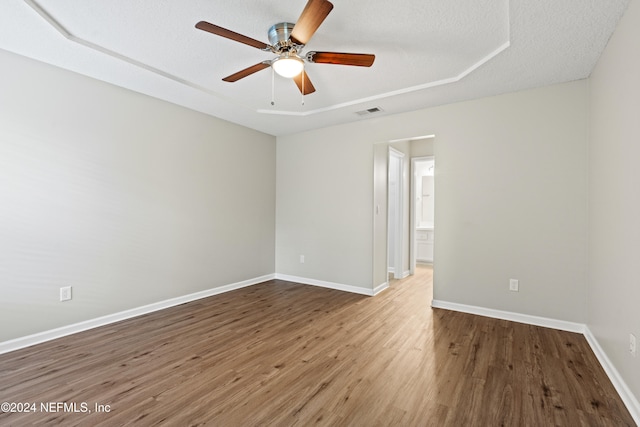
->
left=275, top=273, right=374, bottom=296
left=386, top=270, right=411, bottom=279
left=0, top=274, right=275, bottom=355
left=431, top=299, right=585, bottom=333
left=373, top=281, right=389, bottom=296
left=584, top=327, right=640, bottom=425
left=432, top=299, right=639, bottom=424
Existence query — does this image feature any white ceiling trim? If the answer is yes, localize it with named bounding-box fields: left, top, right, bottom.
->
left=25, top=0, right=510, bottom=118
left=23, top=0, right=243, bottom=108
left=257, top=40, right=511, bottom=117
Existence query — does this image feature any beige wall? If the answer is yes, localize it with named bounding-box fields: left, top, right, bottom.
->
left=0, top=49, right=276, bottom=341
left=277, top=80, right=589, bottom=322
left=429, top=83, right=589, bottom=323
left=411, top=138, right=435, bottom=158
left=589, top=0, right=640, bottom=403
left=276, top=125, right=374, bottom=289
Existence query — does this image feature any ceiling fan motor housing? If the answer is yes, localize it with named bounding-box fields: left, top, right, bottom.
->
left=268, top=22, right=298, bottom=51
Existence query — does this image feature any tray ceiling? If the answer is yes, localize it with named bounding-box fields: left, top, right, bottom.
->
left=0, top=0, right=629, bottom=136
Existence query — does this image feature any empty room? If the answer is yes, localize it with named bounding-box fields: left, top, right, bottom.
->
left=1, top=0, right=639, bottom=425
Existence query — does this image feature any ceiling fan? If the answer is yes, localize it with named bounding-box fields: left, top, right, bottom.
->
left=195, top=0, right=375, bottom=95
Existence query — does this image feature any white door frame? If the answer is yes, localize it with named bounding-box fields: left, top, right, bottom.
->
left=388, top=147, right=405, bottom=280
left=410, top=156, right=434, bottom=274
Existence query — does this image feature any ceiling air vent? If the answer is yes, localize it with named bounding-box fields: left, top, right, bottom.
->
left=355, top=107, right=384, bottom=116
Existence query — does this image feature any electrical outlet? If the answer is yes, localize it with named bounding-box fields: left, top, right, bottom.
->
left=509, top=279, right=519, bottom=292
left=60, top=286, right=72, bottom=302
left=299, top=255, right=305, bottom=264
left=630, top=334, right=637, bottom=357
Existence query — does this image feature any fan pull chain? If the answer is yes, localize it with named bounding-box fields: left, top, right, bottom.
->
left=271, top=66, right=275, bottom=106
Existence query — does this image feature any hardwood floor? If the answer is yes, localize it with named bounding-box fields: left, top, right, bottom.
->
left=0, top=266, right=635, bottom=426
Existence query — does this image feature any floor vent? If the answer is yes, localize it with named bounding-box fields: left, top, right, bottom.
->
left=355, top=107, right=384, bottom=116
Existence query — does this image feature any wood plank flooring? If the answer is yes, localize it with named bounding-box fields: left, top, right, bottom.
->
left=0, top=266, right=635, bottom=426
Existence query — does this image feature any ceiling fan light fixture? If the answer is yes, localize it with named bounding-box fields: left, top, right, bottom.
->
left=272, top=54, right=304, bottom=78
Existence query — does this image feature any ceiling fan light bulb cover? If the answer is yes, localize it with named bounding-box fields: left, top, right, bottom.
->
left=272, top=56, right=304, bottom=78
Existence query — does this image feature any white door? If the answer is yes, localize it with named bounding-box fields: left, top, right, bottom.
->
left=388, top=148, right=404, bottom=280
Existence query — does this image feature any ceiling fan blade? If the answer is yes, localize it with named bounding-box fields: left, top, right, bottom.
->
left=290, top=0, right=334, bottom=45
left=222, top=62, right=271, bottom=82
left=196, top=21, right=271, bottom=50
left=307, top=51, right=375, bottom=67
left=293, top=71, right=316, bottom=95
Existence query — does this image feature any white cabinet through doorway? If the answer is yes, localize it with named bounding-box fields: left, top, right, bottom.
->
left=416, top=228, right=434, bottom=263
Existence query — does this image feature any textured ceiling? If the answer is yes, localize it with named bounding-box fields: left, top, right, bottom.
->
left=0, top=0, right=630, bottom=136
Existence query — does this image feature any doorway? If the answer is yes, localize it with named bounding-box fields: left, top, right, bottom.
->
left=372, top=135, right=435, bottom=292
left=410, top=156, right=435, bottom=274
